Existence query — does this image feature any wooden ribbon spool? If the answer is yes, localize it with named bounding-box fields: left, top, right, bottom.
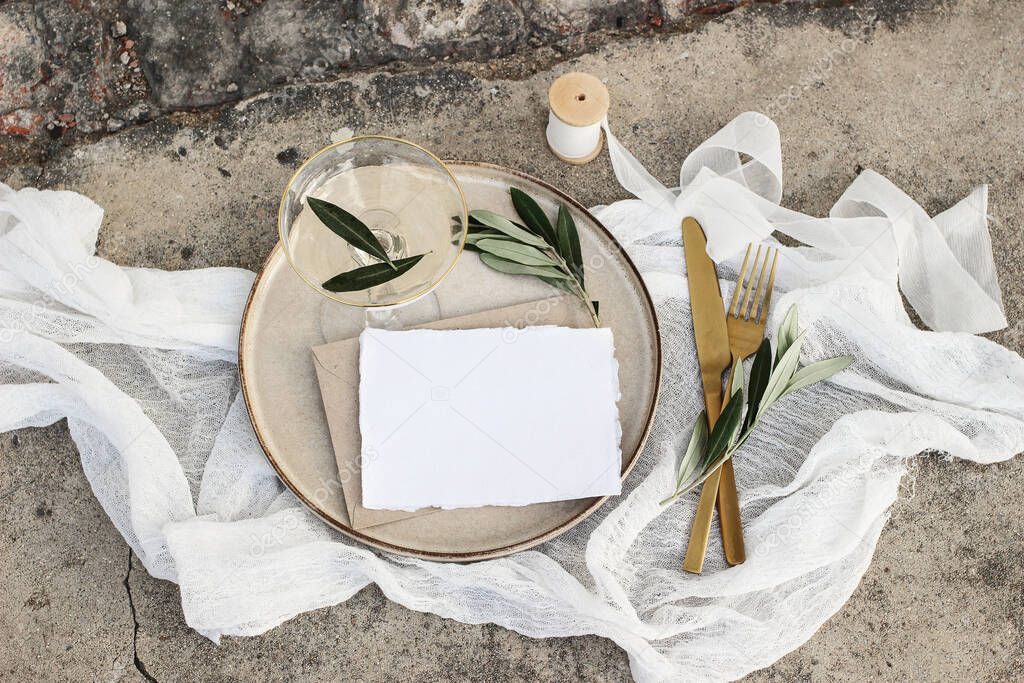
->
left=545, top=72, right=611, bottom=165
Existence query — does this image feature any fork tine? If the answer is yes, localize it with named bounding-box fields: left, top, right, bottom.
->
left=738, top=244, right=762, bottom=319
left=757, top=248, right=780, bottom=324
left=745, top=247, right=772, bottom=320
left=729, top=244, right=753, bottom=317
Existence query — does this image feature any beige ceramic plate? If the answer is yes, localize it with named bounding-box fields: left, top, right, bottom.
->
left=239, top=162, right=661, bottom=561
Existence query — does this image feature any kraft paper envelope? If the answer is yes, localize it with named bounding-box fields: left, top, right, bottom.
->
left=311, top=296, right=594, bottom=530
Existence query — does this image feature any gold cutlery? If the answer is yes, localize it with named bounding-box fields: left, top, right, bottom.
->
left=680, top=217, right=732, bottom=573
left=684, top=241, right=779, bottom=572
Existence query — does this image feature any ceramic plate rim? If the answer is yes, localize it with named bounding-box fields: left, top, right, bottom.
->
left=238, top=160, right=663, bottom=561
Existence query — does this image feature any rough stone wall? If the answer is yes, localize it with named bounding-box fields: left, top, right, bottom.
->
left=0, top=0, right=813, bottom=161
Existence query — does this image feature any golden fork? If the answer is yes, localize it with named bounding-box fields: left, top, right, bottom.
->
left=683, top=243, right=779, bottom=573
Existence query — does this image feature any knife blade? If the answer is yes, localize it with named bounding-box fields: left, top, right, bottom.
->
left=680, top=217, right=731, bottom=574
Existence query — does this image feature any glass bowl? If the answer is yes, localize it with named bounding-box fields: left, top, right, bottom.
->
left=278, top=136, right=467, bottom=308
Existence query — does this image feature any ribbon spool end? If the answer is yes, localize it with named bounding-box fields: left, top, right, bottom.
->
left=546, top=127, right=605, bottom=165
left=546, top=72, right=609, bottom=166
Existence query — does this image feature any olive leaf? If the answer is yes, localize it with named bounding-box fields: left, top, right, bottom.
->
left=540, top=276, right=575, bottom=294
left=467, top=212, right=530, bottom=236
left=782, top=356, right=854, bottom=398
left=469, top=188, right=600, bottom=327
left=307, top=197, right=397, bottom=271
left=465, top=230, right=505, bottom=243
left=464, top=231, right=512, bottom=251
left=475, top=239, right=558, bottom=267
left=555, top=205, right=584, bottom=286
left=756, top=330, right=806, bottom=421
left=677, top=412, right=708, bottom=487
left=479, top=253, right=571, bottom=280
left=744, top=339, right=773, bottom=430
left=322, top=253, right=426, bottom=292
left=775, top=304, right=800, bottom=366
left=702, top=392, right=744, bottom=468
left=510, top=187, right=557, bottom=245
left=729, top=356, right=744, bottom=399
left=469, top=209, right=549, bottom=248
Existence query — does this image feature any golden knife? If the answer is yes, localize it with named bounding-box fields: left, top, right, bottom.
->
left=680, top=217, right=740, bottom=573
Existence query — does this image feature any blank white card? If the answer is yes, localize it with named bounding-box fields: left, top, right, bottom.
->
left=359, top=326, right=622, bottom=510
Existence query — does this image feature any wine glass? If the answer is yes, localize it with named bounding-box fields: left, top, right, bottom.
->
left=278, top=136, right=467, bottom=335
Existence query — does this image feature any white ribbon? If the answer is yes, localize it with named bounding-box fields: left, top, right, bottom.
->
left=601, top=111, right=1007, bottom=334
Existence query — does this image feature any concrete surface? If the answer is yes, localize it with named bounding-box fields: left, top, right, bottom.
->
left=0, top=0, right=819, bottom=157
left=2, top=0, right=1023, bottom=680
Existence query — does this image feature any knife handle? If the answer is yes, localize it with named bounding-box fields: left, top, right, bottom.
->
left=682, top=369, right=726, bottom=574
left=683, top=360, right=742, bottom=573
left=702, top=373, right=723, bottom=431
left=717, top=363, right=745, bottom=565
left=717, top=459, right=745, bottom=565
left=682, top=466, right=721, bottom=573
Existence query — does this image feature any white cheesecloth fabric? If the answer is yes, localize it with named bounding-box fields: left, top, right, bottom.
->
left=2, top=112, right=1022, bottom=682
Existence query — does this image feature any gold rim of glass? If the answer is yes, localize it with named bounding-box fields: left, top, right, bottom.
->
left=277, top=134, right=469, bottom=308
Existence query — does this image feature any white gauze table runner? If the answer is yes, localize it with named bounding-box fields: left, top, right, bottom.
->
left=2, top=112, right=1022, bottom=682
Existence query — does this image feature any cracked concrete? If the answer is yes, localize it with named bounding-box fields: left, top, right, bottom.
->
left=124, top=553, right=158, bottom=683
left=2, top=0, right=1023, bottom=680
left=0, top=425, right=137, bottom=681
